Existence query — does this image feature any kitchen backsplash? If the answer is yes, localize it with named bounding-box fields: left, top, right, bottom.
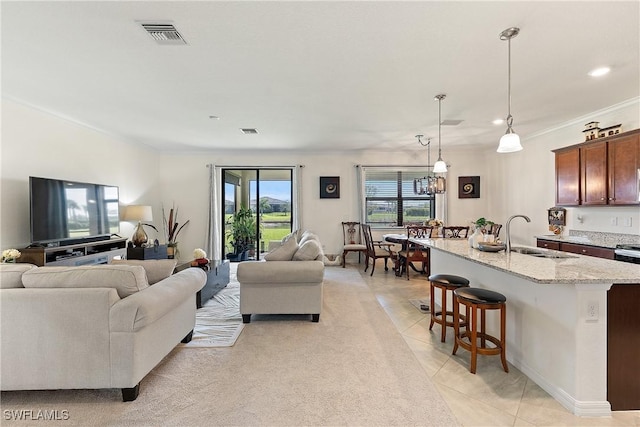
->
left=568, top=230, right=640, bottom=247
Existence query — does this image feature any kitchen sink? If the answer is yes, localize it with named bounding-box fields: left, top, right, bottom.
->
left=510, top=247, right=577, bottom=259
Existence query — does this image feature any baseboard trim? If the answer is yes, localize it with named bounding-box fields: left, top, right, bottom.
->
left=509, top=357, right=612, bottom=417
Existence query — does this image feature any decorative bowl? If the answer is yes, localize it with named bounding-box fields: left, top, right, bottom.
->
left=477, top=242, right=506, bottom=252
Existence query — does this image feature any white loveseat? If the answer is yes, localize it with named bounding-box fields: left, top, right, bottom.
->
left=0, top=262, right=206, bottom=401
left=237, top=230, right=325, bottom=323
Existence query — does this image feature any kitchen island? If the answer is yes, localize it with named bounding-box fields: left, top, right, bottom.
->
left=413, top=238, right=639, bottom=416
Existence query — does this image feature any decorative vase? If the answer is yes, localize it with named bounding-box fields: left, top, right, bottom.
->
left=469, top=228, right=483, bottom=248
left=167, top=244, right=176, bottom=259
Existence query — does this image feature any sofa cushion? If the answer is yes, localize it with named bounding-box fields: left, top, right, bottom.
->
left=0, top=263, right=37, bottom=288
left=264, top=235, right=299, bottom=261
left=110, top=259, right=177, bottom=284
left=293, top=239, right=323, bottom=261
left=22, top=265, right=149, bottom=298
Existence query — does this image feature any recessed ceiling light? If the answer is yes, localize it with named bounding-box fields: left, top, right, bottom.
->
left=209, top=115, right=220, bottom=120
left=493, top=119, right=504, bottom=125
left=240, top=128, right=258, bottom=134
left=588, top=67, right=610, bottom=77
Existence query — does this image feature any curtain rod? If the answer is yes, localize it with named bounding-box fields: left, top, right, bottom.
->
left=355, top=164, right=439, bottom=168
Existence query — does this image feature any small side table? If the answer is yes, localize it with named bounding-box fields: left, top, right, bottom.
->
left=127, top=245, right=167, bottom=260
left=175, top=260, right=230, bottom=308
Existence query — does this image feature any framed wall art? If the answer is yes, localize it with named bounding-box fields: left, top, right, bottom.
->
left=458, top=176, right=480, bottom=199
left=319, top=176, right=340, bottom=199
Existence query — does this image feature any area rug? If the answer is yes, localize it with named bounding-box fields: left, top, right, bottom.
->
left=179, top=270, right=244, bottom=348
left=410, top=298, right=431, bottom=313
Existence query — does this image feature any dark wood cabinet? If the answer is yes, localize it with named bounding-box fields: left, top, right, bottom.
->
left=536, top=239, right=560, bottom=250
left=554, top=128, right=640, bottom=206
left=581, top=141, right=608, bottom=205
left=560, top=242, right=615, bottom=259
left=608, top=133, right=640, bottom=205
left=555, top=148, right=581, bottom=206
left=608, top=284, right=640, bottom=410
left=536, top=239, right=615, bottom=260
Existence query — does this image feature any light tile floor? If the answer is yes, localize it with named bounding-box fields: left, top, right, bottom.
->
left=354, top=262, right=640, bottom=427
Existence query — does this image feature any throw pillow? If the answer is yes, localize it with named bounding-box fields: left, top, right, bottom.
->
left=264, top=235, right=299, bottom=261
left=110, top=259, right=177, bottom=285
left=298, top=231, right=320, bottom=246
left=293, top=239, right=323, bottom=261
left=22, top=265, right=149, bottom=298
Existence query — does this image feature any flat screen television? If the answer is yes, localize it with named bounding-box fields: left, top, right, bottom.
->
left=29, top=176, right=120, bottom=245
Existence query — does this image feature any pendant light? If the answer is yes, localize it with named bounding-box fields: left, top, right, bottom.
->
left=413, top=135, right=446, bottom=195
left=497, top=27, right=523, bottom=153
left=433, top=94, right=448, bottom=172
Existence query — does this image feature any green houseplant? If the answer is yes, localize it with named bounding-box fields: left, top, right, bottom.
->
left=226, top=207, right=257, bottom=261
left=473, top=217, right=495, bottom=234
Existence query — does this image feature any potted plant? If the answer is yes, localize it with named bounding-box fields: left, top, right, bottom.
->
left=226, top=207, right=257, bottom=262
left=163, top=204, right=189, bottom=259
left=473, top=217, right=495, bottom=234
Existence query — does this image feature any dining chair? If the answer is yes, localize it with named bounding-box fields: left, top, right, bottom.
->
left=341, top=221, right=367, bottom=268
left=397, top=225, right=433, bottom=280
left=489, top=223, right=503, bottom=239
left=361, top=224, right=397, bottom=276
left=442, top=226, right=470, bottom=238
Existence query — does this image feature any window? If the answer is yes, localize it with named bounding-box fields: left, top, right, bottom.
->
left=362, top=167, right=435, bottom=227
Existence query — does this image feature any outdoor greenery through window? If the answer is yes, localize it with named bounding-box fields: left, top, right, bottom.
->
left=362, top=167, right=435, bottom=228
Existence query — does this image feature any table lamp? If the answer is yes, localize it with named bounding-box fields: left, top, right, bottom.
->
left=123, top=205, right=154, bottom=247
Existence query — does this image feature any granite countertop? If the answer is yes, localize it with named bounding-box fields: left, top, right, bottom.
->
left=412, top=238, right=640, bottom=285
left=536, top=231, right=640, bottom=249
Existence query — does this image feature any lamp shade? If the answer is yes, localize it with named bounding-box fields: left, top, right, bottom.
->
left=122, top=205, right=153, bottom=222
left=433, top=159, right=448, bottom=173
left=497, top=132, right=523, bottom=153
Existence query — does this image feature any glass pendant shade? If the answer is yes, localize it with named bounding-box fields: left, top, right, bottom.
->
left=497, top=131, right=522, bottom=153
left=433, top=158, right=447, bottom=173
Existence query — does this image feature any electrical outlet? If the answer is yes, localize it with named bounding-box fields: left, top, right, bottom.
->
left=610, top=217, right=618, bottom=226
left=623, top=217, right=633, bottom=227
left=587, top=301, right=599, bottom=321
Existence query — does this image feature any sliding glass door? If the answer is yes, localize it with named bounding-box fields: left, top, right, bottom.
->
left=222, top=168, right=293, bottom=261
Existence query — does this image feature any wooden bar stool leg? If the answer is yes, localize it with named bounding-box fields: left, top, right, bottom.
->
left=441, top=287, right=448, bottom=342
left=429, top=281, right=435, bottom=330
left=452, top=295, right=460, bottom=355
left=470, top=302, right=478, bottom=374
left=480, top=308, right=486, bottom=347
left=500, top=304, right=509, bottom=373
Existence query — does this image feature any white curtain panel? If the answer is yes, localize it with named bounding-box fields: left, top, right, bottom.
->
left=205, top=164, right=222, bottom=260
left=293, top=165, right=302, bottom=232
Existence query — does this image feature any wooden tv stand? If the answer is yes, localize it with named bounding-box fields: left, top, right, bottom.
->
left=20, top=238, right=127, bottom=267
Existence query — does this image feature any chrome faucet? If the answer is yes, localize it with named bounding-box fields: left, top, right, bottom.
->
left=505, top=214, right=531, bottom=253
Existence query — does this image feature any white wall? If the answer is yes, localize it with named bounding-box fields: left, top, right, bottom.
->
left=0, top=100, right=161, bottom=250
left=3, top=97, right=638, bottom=260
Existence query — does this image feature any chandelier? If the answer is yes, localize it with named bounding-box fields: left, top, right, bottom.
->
left=413, top=135, right=446, bottom=195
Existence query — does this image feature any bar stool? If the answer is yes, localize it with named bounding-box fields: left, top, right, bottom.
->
left=428, top=274, right=470, bottom=342
left=452, top=287, right=508, bottom=374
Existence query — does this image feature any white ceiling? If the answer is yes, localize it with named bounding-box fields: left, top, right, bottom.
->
left=2, top=1, right=639, bottom=153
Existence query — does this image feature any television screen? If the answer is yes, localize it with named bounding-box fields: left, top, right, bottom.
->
left=30, top=176, right=120, bottom=244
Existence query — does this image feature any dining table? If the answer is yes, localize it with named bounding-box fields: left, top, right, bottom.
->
left=383, top=234, right=433, bottom=277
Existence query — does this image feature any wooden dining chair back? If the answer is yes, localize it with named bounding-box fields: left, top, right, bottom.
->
left=442, top=226, right=470, bottom=238
left=489, top=223, right=503, bottom=239
left=361, top=224, right=397, bottom=276
left=397, top=226, right=433, bottom=280
left=341, top=221, right=367, bottom=267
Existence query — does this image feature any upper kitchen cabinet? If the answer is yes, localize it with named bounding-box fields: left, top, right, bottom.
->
left=581, top=140, right=608, bottom=205
left=608, top=133, right=640, bottom=205
left=555, top=147, right=581, bottom=206
left=554, top=129, right=640, bottom=206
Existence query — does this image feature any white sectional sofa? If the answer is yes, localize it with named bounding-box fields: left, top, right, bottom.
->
left=237, top=230, right=325, bottom=323
left=0, top=262, right=206, bottom=401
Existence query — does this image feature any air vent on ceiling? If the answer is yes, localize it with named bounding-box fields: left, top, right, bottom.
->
left=441, top=119, right=464, bottom=126
left=241, top=128, right=259, bottom=134
left=140, top=23, right=187, bottom=45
